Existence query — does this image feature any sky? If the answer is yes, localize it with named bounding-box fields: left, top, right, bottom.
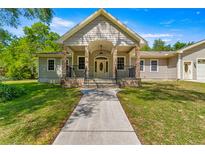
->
left=4, top=8, right=205, bottom=46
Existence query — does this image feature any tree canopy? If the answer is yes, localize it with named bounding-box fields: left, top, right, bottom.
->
left=0, top=9, right=54, bottom=47
left=1, top=22, right=61, bottom=79
left=0, top=9, right=53, bottom=28
left=140, top=39, right=194, bottom=51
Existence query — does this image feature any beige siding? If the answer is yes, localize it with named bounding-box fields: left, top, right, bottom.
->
left=167, top=56, right=177, bottom=79
left=73, top=51, right=85, bottom=77
left=181, top=44, right=205, bottom=80
left=38, top=57, right=62, bottom=83
left=64, top=15, right=137, bottom=46
left=131, top=57, right=177, bottom=80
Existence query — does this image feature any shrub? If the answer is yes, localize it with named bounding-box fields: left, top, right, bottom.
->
left=0, top=84, right=27, bottom=102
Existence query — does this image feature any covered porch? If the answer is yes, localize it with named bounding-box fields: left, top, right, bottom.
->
left=56, top=9, right=147, bottom=87
left=61, top=40, right=141, bottom=87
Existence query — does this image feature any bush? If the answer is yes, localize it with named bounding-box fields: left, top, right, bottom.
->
left=0, top=84, right=27, bottom=102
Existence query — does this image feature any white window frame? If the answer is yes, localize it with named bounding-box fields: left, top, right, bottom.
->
left=140, top=59, right=145, bottom=72
left=117, top=56, right=126, bottom=70
left=47, top=58, right=56, bottom=71
left=150, top=59, right=159, bottom=72
left=77, top=56, right=85, bottom=70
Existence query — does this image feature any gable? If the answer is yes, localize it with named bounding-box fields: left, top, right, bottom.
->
left=64, top=15, right=137, bottom=46
left=178, top=40, right=205, bottom=53
left=182, top=42, right=205, bottom=58
left=58, top=9, right=147, bottom=47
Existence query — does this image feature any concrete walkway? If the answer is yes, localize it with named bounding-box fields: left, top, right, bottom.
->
left=53, top=88, right=141, bottom=145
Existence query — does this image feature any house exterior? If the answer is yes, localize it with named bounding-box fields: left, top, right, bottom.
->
left=36, top=9, right=205, bottom=87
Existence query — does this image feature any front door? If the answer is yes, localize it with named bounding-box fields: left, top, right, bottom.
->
left=95, top=59, right=109, bottom=78
left=183, top=62, right=192, bottom=80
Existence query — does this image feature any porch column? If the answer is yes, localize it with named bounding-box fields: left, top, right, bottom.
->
left=112, top=46, right=117, bottom=78
left=61, top=46, right=68, bottom=85
left=135, top=45, right=141, bottom=79
left=177, top=53, right=182, bottom=80
left=85, top=46, right=89, bottom=78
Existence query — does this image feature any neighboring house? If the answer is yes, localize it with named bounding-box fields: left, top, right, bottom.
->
left=36, top=9, right=205, bottom=87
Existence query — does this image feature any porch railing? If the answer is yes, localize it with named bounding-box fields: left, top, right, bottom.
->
left=66, top=65, right=85, bottom=78
left=66, top=65, right=136, bottom=79
left=115, top=65, right=136, bottom=80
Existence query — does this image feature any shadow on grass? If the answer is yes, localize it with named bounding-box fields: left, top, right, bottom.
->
left=121, top=82, right=205, bottom=104
left=0, top=82, right=79, bottom=126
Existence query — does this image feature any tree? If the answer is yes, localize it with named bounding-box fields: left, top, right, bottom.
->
left=0, top=9, right=54, bottom=46
left=172, top=41, right=187, bottom=50
left=2, top=22, right=61, bottom=79
left=140, top=44, right=151, bottom=51
left=0, top=9, right=53, bottom=28
left=187, top=41, right=195, bottom=46
left=23, top=22, right=61, bottom=52
left=0, top=29, right=14, bottom=47
left=172, top=41, right=195, bottom=50
left=152, top=39, right=167, bottom=51
left=164, top=44, right=173, bottom=51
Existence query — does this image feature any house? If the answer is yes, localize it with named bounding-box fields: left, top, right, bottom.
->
left=36, top=9, right=205, bottom=87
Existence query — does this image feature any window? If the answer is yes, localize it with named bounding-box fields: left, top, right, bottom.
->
left=140, top=60, right=145, bottom=72
left=78, top=57, right=85, bottom=70
left=117, top=57, right=125, bottom=70
left=95, top=61, right=97, bottom=72
left=198, top=59, right=205, bottom=64
left=106, top=61, right=108, bottom=72
left=150, top=59, right=158, bottom=72
left=47, top=59, right=55, bottom=71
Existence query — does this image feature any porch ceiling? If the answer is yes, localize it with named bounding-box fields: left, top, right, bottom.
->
left=69, top=45, right=134, bottom=53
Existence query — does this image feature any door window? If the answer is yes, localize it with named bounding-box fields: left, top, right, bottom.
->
left=100, top=62, right=103, bottom=71
left=184, top=63, right=188, bottom=72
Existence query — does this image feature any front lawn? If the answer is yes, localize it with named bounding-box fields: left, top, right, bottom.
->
left=0, top=80, right=81, bottom=144
left=118, top=81, right=205, bottom=144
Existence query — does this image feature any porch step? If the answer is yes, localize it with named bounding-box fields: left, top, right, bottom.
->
left=83, top=79, right=119, bottom=88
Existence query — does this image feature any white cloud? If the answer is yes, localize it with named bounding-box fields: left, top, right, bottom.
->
left=162, top=39, right=172, bottom=42
left=196, top=11, right=200, bottom=15
left=141, top=33, right=174, bottom=38
left=51, top=17, right=75, bottom=28
left=160, top=19, right=175, bottom=25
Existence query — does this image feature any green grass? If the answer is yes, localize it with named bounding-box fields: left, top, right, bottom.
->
left=0, top=80, right=81, bottom=144
left=118, top=81, right=205, bottom=144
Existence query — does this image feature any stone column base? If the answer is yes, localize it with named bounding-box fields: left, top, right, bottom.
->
left=118, top=78, right=141, bottom=88
left=61, top=78, right=84, bottom=88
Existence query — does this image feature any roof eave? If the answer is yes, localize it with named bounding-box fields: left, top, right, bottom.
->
left=57, top=8, right=147, bottom=46
left=176, top=39, right=205, bottom=53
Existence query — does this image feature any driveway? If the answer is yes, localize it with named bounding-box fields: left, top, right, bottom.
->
left=53, top=88, right=141, bottom=145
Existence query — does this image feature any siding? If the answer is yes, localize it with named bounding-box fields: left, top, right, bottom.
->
left=131, top=57, right=177, bottom=80
left=38, top=57, right=62, bottom=83
left=73, top=51, right=85, bottom=77
left=64, top=15, right=137, bottom=46
left=181, top=43, right=205, bottom=80
left=167, top=56, right=177, bottom=79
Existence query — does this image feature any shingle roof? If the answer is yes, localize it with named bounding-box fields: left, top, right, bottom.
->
left=140, top=51, right=177, bottom=58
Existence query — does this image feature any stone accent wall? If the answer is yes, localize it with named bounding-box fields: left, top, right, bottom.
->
left=118, top=78, right=141, bottom=88
left=61, top=78, right=84, bottom=88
